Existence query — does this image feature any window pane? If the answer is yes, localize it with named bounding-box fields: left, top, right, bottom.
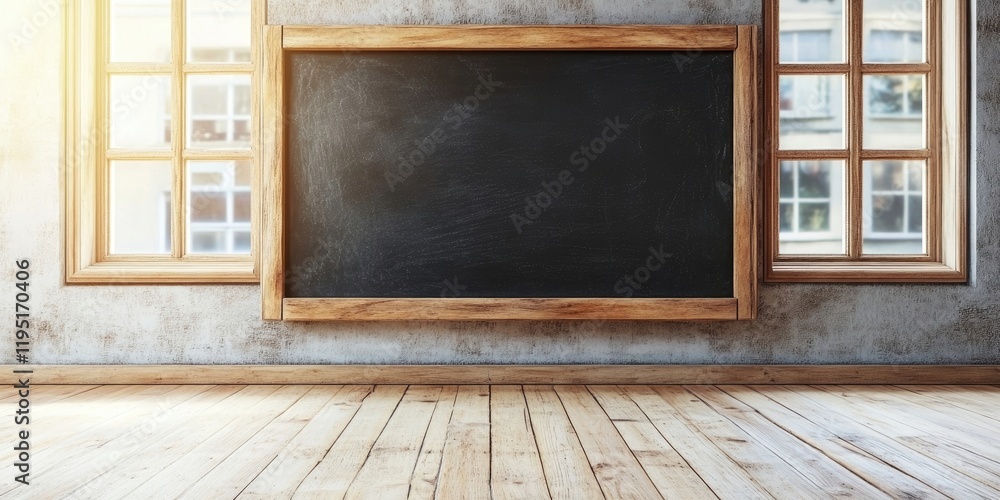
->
left=110, top=0, right=171, bottom=63
left=779, top=163, right=795, bottom=197
left=864, top=160, right=926, bottom=255
left=779, top=75, right=846, bottom=150
left=187, top=75, right=252, bottom=149
left=779, top=203, right=794, bottom=231
left=798, top=203, right=831, bottom=232
left=864, top=0, right=926, bottom=63
left=186, top=0, right=251, bottom=63
left=191, top=172, right=224, bottom=186
left=192, top=85, right=228, bottom=114
left=797, top=161, right=832, bottom=198
left=778, top=160, right=846, bottom=255
left=110, top=75, right=172, bottom=149
left=187, top=161, right=251, bottom=255
left=110, top=161, right=172, bottom=254
left=234, top=160, right=252, bottom=187
left=870, top=160, right=907, bottom=191
left=864, top=75, right=926, bottom=149
left=191, top=231, right=226, bottom=253
left=233, top=192, right=251, bottom=223
left=779, top=0, right=845, bottom=63
left=234, top=232, right=251, bottom=253
left=190, top=192, right=226, bottom=222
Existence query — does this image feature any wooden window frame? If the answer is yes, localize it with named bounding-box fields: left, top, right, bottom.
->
left=63, top=0, right=263, bottom=284
left=261, top=25, right=758, bottom=321
left=764, top=0, right=968, bottom=282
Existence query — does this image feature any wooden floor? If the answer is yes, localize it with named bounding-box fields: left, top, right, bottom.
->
left=4, top=385, right=1000, bottom=499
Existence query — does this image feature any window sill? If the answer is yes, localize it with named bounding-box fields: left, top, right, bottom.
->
left=66, top=261, right=258, bottom=284
left=766, top=261, right=966, bottom=283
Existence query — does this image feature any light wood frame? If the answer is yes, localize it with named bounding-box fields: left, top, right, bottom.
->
left=63, top=0, right=264, bottom=284
left=764, top=0, right=968, bottom=282
left=261, top=25, right=758, bottom=321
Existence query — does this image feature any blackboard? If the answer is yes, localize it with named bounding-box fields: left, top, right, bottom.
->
left=260, top=25, right=758, bottom=321
left=285, top=51, right=734, bottom=298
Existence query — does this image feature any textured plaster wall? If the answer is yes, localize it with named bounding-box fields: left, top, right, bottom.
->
left=0, top=0, right=996, bottom=365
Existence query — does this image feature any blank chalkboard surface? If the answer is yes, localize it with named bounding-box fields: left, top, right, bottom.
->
left=284, top=50, right=735, bottom=299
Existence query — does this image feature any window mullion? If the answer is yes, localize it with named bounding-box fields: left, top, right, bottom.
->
left=847, top=0, right=863, bottom=260
left=97, top=0, right=110, bottom=259
left=928, top=0, right=942, bottom=260
left=172, top=0, right=186, bottom=259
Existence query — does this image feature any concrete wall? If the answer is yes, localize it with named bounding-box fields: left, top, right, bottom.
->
left=0, top=0, right=996, bottom=365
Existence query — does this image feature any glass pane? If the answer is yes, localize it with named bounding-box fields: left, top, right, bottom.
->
left=233, top=192, right=251, bottom=222
left=779, top=203, right=794, bottom=231
left=110, top=0, right=171, bottom=63
left=779, top=75, right=846, bottom=150
left=778, top=160, right=846, bottom=255
left=192, top=85, right=228, bottom=114
left=779, top=0, right=845, bottom=63
left=798, top=203, right=831, bottom=232
left=779, top=163, right=795, bottom=197
left=870, top=160, right=907, bottom=191
left=191, top=232, right=226, bottom=252
left=187, top=0, right=251, bottom=63
left=187, top=75, right=252, bottom=149
left=864, top=160, right=926, bottom=255
left=192, top=172, right=224, bottom=186
left=110, top=75, right=172, bottom=149
left=864, top=0, right=926, bottom=63
left=234, top=232, right=251, bottom=253
left=110, top=161, right=172, bottom=254
left=864, top=75, right=926, bottom=149
left=191, top=192, right=226, bottom=222
left=187, top=161, right=251, bottom=255
left=797, top=162, right=831, bottom=198
left=234, top=160, right=252, bottom=187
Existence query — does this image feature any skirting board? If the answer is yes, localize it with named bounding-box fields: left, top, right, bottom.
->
left=3, top=365, right=1000, bottom=385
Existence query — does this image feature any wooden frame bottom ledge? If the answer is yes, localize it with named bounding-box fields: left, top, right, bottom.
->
left=4, top=365, right=999, bottom=385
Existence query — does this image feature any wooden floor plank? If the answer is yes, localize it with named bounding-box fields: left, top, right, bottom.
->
left=719, top=385, right=947, bottom=499
left=757, top=386, right=993, bottom=498
left=0, top=384, right=98, bottom=405
left=435, top=385, right=491, bottom=499
left=344, top=386, right=442, bottom=500
left=180, top=385, right=345, bottom=499
left=5, top=384, right=1000, bottom=499
left=653, top=386, right=825, bottom=499
left=239, top=385, right=374, bottom=499
left=587, top=385, right=717, bottom=499
left=0, top=384, right=204, bottom=494
left=490, top=385, right=551, bottom=500
left=686, top=385, right=891, bottom=499
left=522, top=385, right=604, bottom=500
left=623, top=385, right=771, bottom=500
left=408, top=386, right=459, bottom=500
left=0, top=384, right=178, bottom=443
left=554, top=385, right=662, bottom=499
left=122, top=385, right=313, bottom=499
left=293, top=385, right=408, bottom=499
left=804, top=386, right=1000, bottom=491
left=11, top=385, right=259, bottom=499
left=896, top=385, right=1000, bottom=423
left=830, top=385, right=1000, bottom=464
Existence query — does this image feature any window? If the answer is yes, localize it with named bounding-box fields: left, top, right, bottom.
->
left=64, top=0, right=262, bottom=283
left=765, top=0, right=967, bottom=281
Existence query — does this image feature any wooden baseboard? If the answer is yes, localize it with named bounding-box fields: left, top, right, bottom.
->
left=3, top=365, right=999, bottom=385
